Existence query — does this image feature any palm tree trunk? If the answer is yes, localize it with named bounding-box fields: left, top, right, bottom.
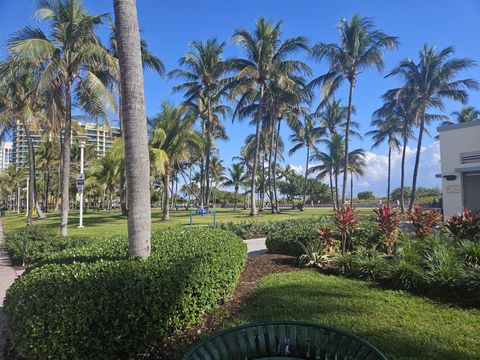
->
left=329, top=170, right=335, bottom=210
left=302, top=146, right=310, bottom=211
left=250, top=104, right=263, bottom=216
left=118, top=81, right=128, bottom=217
left=44, top=163, right=50, bottom=212
left=268, top=119, right=276, bottom=214
left=400, top=138, right=407, bottom=213
left=409, top=113, right=425, bottom=211
left=335, top=169, right=339, bottom=210
left=387, top=146, right=392, bottom=206
left=342, top=79, right=355, bottom=204
left=273, top=118, right=281, bottom=213
left=114, top=0, right=152, bottom=258
left=60, top=80, right=72, bottom=236
left=162, top=170, right=170, bottom=221
left=234, top=186, right=238, bottom=211
left=350, top=171, right=353, bottom=207
left=199, top=153, right=205, bottom=208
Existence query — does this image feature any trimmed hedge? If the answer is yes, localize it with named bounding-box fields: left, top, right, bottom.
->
left=265, top=218, right=331, bottom=256
left=4, top=225, right=93, bottom=265
left=4, top=227, right=246, bottom=360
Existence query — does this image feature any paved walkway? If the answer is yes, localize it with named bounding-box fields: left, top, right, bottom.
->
left=245, top=237, right=267, bottom=256
left=0, top=221, right=22, bottom=360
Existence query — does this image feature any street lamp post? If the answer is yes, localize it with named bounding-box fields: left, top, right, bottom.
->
left=78, top=140, right=86, bottom=228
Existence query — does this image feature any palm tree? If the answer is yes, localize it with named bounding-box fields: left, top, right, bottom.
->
left=8, top=0, right=117, bottom=235
left=319, top=98, right=362, bottom=139
left=109, top=22, right=164, bottom=216
left=387, top=45, right=479, bottom=209
left=310, top=14, right=398, bottom=204
left=309, top=134, right=344, bottom=210
left=36, top=136, right=58, bottom=212
left=442, top=106, right=480, bottom=126
left=113, top=0, right=151, bottom=258
left=149, top=102, right=201, bottom=221
left=223, top=163, right=247, bottom=210
left=231, top=18, right=310, bottom=216
left=367, top=117, right=401, bottom=205
left=88, top=153, right=118, bottom=212
left=347, top=150, right=366, bottom=206
left=289, top=115, right=324, bottom=210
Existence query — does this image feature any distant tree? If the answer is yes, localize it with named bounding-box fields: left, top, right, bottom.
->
left=306, top=179, right=331, bottom=202
left=277, top=173, right=304, bottom=208
left=357, top=191, right=374, bottom=201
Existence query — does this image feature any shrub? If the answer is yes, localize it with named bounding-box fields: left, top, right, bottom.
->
left=423, top=240, right=463, bottom=288
left=373, top=205, right=400, bottom=255
left=457, top=240, right=480, bottom=266
left=446, top=208, right=480, bottom=241
left=265, top=218, right=331, bottom=256
left=4, top=225, right=93, bottom=265
left=298, top=238, right=330, bottom=268
left=334, top=205, right=360, bottom=253
left=353, top=250, right=391, bottom=281
left=390, top=260, right=424, bottom=289
left=4, top=227, right=246, bottom=360
left=406, top=204, right=442, bottom=240
left=335, top=252, right=357, bottom=276
left=353, top=220, right=383, bottom=250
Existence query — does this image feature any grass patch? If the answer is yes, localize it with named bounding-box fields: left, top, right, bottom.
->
left=225, top=271, right=480, bottom=360
left=0, top=207, right=369, bottom=237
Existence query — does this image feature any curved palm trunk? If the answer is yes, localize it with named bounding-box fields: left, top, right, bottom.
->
left=350, top=171, right=354, bottom=207
left=329, top=170, right=335, bottom=210
left=250, top=109, right=263, bottom=215
left=387, top=146, right=392, bottom=206
left=409, top=112, right=425, bottom=211
left=44, top=163, right=50, bottom=212
left=400, top=138, right=408, bottom=213
left=342, top=80, right=355, bottom=204
left=60, top=80, right=72, bottom=236
left=114, top=0, right=152, bottom=258
left=162, top=170, right=170, bottom=221
left=334, top=169, right=339, bottom=210
left=301, top=147, right=310, bottom=211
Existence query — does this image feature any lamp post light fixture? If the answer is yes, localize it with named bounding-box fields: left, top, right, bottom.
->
left=78, top=138, right=87, bottom=228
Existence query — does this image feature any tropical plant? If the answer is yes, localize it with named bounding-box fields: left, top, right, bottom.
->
left=223, top=163, right=247, bottom=210
left=298, top=238, right=331, bottom=268
left=113, top=0, right=151, bottom=258
left=334, top=205, right=360, bottom=254
left=441, top=106, right=480, bottom=126
left=347, top=149, right=366, bottom=206
left=289, top=114, right=324, bottom=210
left=406, top=204, right=442, bottom=240
left=373, top=204, right=401, bottom=255
left=310, top=14, right=398, bottom=204
left=446, top=208, right=480, bottom=241
left=231, top=18, right=310, bottom=216
left=387, top=45, right=479, bottom=209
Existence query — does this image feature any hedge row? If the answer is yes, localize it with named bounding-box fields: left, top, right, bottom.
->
left=5, top=227, right=247, bottom=360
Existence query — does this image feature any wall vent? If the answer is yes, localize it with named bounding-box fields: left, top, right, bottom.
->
left=460, top=151, right=480, bottom=164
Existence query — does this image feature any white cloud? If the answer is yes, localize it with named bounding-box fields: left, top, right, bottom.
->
left=289, top=164, right=303, bottom=174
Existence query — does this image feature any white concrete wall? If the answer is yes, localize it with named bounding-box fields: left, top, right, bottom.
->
left=439, top=123, right=480, bottom=218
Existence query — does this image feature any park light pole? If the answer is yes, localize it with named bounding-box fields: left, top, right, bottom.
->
left=78, top=138, right=86, bottom=228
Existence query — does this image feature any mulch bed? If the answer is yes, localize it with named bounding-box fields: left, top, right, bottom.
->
left=141, top=253, right=300, bottom=359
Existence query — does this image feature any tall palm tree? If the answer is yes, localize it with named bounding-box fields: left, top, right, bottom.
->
left=223, top=163, right=247, bottom=211
left=442, top=106, right=480, bottom=126
left=109, top=22, right=164, bottom=216
left=113, top=0, right=151, bottom=258
left=289, top=115, right=324, bottom=210
left=347, top=149, right=367, bottom=206
left=149, top=102, right=201, bottom=221
left=310, top=14, right=398, bottom=204
left=36, top=136, right=58, bottom=212
left=367, top=117, right=401, bottom=205
left=8, top=0, right=117, bottom=235
left=88, top=153, right=118, bottom=212
left=387, top=45, right=479, bottom=209
left=309, top=134, right=345, bottom=210
left=319, top=98, right=362, bottom=139
left=232, top=18, right=310, bottom=216
left=169, top=39, right=232, bottom=208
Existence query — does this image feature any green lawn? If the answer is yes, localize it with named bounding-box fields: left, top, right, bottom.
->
left=0, top=207, right=360, bottom=236
left=225, top=271, right=480, bottom=360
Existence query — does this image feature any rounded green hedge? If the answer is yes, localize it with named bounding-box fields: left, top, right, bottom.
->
left=266, top=221, right=322, bottom=256
left=4, top=227, right=247, bottom=360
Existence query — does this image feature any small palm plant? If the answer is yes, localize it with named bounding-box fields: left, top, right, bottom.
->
left=373, top=204, right=401, bottom=255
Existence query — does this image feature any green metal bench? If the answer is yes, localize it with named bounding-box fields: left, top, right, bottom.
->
left=184, top=321, right=387, bottom=360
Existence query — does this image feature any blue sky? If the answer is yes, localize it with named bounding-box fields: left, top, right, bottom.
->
left=1, top=0, right=480, bottom=195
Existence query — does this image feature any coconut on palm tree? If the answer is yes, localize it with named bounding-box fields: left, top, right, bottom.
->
left=310, top=14, right=398, bottom=204
left=387, top=45, right=479, bottom=209
left=231, top=18, right=310, bottom=216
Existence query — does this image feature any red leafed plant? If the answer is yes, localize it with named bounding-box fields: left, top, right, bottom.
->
left=334, top=205, right=360, bottom=254
left=373, top=204, right=400, bottom=255
left=446, top=208, right=480, bottom=241
left=406, top=204, right=442, bottom=240
left=317, top=227, right=336, bottom=254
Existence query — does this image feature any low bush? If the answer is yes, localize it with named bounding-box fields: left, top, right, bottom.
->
left=4, top=225, right=93, bottom=265
left=406, top=204, right=442, bottom=240
left=457, top=240, right=480, bottom=266
left=4, top=227, right=246, bottom=360
left=352, top=250, right=391, bottom=281
left=265, top=218, right=331, bottom=256
left=445, top=208, right=480, bottom=241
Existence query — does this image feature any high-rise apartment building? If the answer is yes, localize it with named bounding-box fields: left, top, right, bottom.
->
left=0, top=141, right=13, bottom=171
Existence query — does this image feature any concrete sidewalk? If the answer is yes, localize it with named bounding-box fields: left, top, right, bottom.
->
left=0, top=221, right=22, bottom=360
left=244, top=237, right=267, bottom=256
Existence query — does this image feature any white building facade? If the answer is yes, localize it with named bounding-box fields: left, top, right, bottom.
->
left=438, top=120, right=480, bottom=218
left=0, top=141, right=13, bottom=171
